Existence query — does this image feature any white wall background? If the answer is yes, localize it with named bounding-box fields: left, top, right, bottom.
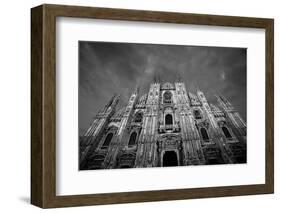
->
left=0, top=0, right=279, bottom=212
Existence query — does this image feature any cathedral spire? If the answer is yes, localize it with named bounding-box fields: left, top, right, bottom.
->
left=104, top=94, right=119, bottom=111
left=153, top=74, right=157, bottom=83
left=190, top=82, right=200, bottom=93
left=176, top=71, right=182, bottom=83
left=157, top=73, right=161, bottom=83
left=216, top=94, right=233, bottom=110
left=80, top=81, right=247, bottom=169
left=133, top=84, right=140, bottom=95
left=153, top=73, right=161, bottom=83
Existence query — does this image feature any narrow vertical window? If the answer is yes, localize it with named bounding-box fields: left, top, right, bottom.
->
left=102, top=133, right=113, bottom=148
left=128, top=132, right=137, bottom=146
left=200, top=128, right=209, bottom=141
left=222, top=126, right=232, bottom=139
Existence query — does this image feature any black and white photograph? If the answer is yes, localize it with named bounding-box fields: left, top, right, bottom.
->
left=79, top=41, right=247, bottom=170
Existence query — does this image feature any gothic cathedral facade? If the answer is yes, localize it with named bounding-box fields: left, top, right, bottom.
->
left=79, top=82, right=246, bottom=170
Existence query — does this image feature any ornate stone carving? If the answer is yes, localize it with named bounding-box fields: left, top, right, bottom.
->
left=80, top=82, right=247, bottom=170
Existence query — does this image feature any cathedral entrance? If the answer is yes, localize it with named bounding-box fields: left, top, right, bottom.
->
left=162, top=151, right=178, bottom=167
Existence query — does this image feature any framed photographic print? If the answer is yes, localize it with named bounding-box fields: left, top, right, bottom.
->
left=31, top=4, right=274, bottom=208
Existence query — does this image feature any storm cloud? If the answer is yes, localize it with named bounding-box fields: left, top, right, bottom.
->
left=79, top=41, right=246, bottom=135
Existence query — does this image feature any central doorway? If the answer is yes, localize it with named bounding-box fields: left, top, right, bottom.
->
left=163, top=151, right=178, bottom=167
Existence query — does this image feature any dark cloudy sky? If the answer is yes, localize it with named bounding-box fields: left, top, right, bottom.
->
left=79, top=41, right=246, bottom=135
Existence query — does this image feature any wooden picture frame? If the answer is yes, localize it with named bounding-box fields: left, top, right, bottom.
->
left=31, top=4, right=274, bottom=208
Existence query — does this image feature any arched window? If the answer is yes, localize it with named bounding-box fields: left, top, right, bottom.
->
left=194, top=109, right=202, bottom=119
left=102, top=133, right=113, bottom=148
left=163, top=91, right=172, bottom=103
left=165, top=114, right=173, bottom=125
left=222, top=126, right=232, bottom=139
left=128, top=132, right=137, bottom=146
left=200, top=128, right=209, bottom=141
left=134, top=111, right=143, bottom=123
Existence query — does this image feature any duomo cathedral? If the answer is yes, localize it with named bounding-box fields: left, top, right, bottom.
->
left=79, top=81, right=246, bottom=170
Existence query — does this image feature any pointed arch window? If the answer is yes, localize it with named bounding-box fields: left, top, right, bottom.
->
left=134, top=111, right=143, bottom=123
left=200, top=128, right=209, bottom=141
left=222, top=126, right=232, bottom=139
left=102, top=133, right=113, bottom=148
left=194, top=109, right=202, bottom=119
left=128, top=132, right=137, bottom=146
left=165, top=114, right=173, bottom=125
